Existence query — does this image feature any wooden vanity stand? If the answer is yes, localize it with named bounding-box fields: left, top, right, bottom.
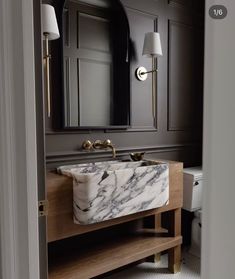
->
left=47, top=160, right=183, bottom=279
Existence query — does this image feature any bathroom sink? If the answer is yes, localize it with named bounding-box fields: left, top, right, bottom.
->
left=57, top=160, right=169, bottom=225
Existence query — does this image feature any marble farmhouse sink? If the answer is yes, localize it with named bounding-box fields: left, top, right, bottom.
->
left=58, top=160, right=169, bottom=225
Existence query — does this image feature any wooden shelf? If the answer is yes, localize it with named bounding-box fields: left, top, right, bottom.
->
left=49, top=234, right=182, bottom=279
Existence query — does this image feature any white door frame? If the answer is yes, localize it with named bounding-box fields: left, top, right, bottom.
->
left=202, top=1, right=235, bottom=278
left=0, top=0, right=40, bottom=278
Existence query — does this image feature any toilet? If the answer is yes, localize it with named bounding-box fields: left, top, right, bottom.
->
left=190, top=209, right=202, bottom=257
left=183, top=167, right=203, bottom=258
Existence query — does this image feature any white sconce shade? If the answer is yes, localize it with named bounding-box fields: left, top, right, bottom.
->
left=42, top=4, right=60, bottom=40
left=142, top=32, right=163, bottom=58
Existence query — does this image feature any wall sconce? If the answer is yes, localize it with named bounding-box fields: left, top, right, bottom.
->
left=135, top=32, right=163, bottom=122
left=42, top=4, right=60, bottom=118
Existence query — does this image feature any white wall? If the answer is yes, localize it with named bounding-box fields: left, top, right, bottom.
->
left=202, top=1, right=235, bottom=278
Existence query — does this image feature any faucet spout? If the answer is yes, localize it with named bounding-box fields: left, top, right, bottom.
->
left=103, top=139, right=116, bottom=158
left=107, top=144, right=116, bottom=158
left=92, top=139, right=116, bottom=158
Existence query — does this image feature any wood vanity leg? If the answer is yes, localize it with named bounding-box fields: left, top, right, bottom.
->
left=167, top=208, right=181, bottom=273
left=154, top=213, right=162, bottom=262
left=168, top=245, right=181, bottom=273
left=147, top=213, right=162, bottom=263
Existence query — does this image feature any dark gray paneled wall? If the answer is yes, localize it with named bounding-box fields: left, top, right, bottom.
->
left=63, top=2, right=114, bottom=127
left=45, top=0, right=204, bottom=168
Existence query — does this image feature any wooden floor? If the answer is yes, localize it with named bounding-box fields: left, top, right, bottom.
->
left=48, top=234, right=182, bottom=279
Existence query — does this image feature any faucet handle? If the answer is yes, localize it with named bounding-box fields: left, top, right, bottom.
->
left=93, top=140, right=102, bottom=149
left=103, top=139, right=112, bottom=146
left=82, top=140, right=93, bottom=150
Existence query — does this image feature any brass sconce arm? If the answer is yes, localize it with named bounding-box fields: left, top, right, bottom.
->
left=135, top=66, right=158, bottom=81
left=44, top=33, right=51, bottom=118
left=140, top=68, right=158, bottom=75
left=42, top=4, right=60, bottom=118
left=135, top=57, right=157, bottom=123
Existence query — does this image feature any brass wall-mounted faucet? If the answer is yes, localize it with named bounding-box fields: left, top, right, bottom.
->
left=82, top=139, right=116, bottom=158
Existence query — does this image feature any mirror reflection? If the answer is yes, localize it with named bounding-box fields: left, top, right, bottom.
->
left=61, top=0, right=130, bottom=128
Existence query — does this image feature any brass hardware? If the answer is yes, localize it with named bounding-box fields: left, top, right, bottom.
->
left=104, top=140, right=116, bottom=159
left=93, top=140, right=103, bottom=149
left=152, top=56, right=156, bottom=123
left=82, top=139, right=116, bottom=158
left=38, top=200, right=48, bottom=217
left=130, top=152, right=145, bottom=161
left=44, top=33, right=51, bottom=118
left=82, top=140, right=93, bottom=150
left=135, top=58, right=157, bottom=124
left=142, top=69, right=158, bottom=75
left=93, top=139, right=116, bottom=158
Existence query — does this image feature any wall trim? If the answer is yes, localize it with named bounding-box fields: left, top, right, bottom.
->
left=168, top=0, right=193, bottom=10
left=46, top=143, right=200, bottom=165
left=45, top=126, right=160, bottom=134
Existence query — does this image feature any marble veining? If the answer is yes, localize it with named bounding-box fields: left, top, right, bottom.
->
left=58, top=160, right=169, bottom=225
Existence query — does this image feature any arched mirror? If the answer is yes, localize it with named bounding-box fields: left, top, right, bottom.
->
left=52, top=0, right=130, bottom=129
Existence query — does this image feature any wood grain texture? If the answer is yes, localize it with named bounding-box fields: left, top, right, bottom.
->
left=167, top=209, right=182, bottom=273
left=168, top=245, right=181, bottom=273
left=47, top=160, right=183, bottom=242
left=48, top=235, right=182, bottom=279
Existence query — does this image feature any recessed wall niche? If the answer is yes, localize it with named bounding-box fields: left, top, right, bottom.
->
left=51, top=0, right=131, bottom=129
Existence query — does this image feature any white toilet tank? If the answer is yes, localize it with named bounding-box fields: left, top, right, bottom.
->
left=183, top=167, right=203, bottom=212
left=183, top=167, right=203, bottom=258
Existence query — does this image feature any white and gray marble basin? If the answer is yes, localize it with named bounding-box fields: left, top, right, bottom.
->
left=57, top=160, right=169, bottom=225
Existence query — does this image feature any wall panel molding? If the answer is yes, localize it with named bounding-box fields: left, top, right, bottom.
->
left=168, top=0, right=193, bottom=9
left=46, top=143, right=201, bottom=166
left=125, top=7, right=158, bottom=130
left=167, top=19, right=194, bottom=131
